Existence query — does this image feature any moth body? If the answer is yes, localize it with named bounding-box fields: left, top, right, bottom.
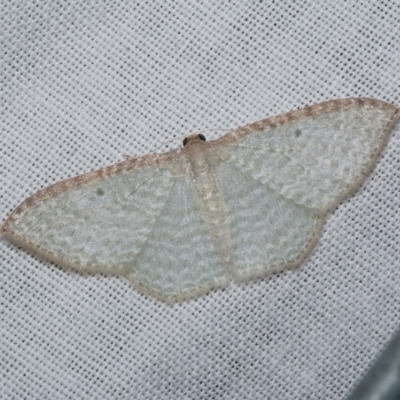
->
left=184, top=136, right=234, bottom=269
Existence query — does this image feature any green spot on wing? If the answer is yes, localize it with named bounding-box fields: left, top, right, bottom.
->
left=294, top=129, right=302, bottom=137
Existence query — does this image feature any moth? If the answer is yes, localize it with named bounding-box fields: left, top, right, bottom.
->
left=2, top=98, right=399, bottom=302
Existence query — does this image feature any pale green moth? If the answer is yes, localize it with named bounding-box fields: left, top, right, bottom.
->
left=2, top=98, right=399, bottom=302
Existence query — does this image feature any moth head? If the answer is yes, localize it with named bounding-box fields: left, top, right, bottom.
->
left=183, top=134, right=206, bottom=147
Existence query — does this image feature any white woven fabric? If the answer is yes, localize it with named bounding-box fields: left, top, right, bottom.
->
left=1, top=1, right=400, bottom=399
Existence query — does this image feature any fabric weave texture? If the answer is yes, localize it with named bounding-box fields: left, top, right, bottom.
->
left=1, top=1, right=400, bottom=399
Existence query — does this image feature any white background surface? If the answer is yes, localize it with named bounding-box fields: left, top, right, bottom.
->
left=1, top=1, right=400, bottom=399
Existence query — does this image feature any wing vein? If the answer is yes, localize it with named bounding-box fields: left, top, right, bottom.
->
left=131, top=176, right=179, bottom=264
left=228, top=162, right=317, bottom=210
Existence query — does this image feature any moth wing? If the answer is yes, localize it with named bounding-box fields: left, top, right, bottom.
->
left=218, top=99, right=399, bottom=210
left=217, top=162, right=320, bottom=279
left=213, top=99, right=399, bottom=278
left=126, top=174, right=229, bottom=302
left=2, top=153, right=228, bottom=300
left=2, top=156, right=182, bottom=273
